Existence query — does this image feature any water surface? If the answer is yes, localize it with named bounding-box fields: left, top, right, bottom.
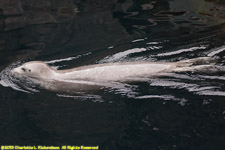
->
left=1, top=0, right=225, bottom=149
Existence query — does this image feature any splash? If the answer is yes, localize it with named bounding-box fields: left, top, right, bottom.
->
left=0, top=61, right=30, bottom=93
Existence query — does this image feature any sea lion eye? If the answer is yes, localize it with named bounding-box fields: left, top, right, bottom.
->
left=21, top=68, right=26, bottom=72
left=29, top=69, right=31, bottom=72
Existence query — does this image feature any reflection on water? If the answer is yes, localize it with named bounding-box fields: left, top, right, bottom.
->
left=1, top=0, right=225, bottom=149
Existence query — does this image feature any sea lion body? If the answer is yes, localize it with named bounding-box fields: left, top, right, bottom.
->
left=12, top=61, right=176, bottom=82
left=56, top=62, right=174, bottom=81
left=11, top=57, right=218, bottom=92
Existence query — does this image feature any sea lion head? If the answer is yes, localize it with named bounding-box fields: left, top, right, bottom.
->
left=12, top=61, right=55, bottom=79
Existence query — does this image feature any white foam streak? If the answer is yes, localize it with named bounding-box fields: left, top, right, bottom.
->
left=46, top=52, right=91, bottom=64
left=136, top=95, right=187, bottom=106
left=57, top=94, right=104, bottom=102
left=197, top=90, right=225, bottom=96
left=100, top=48, right=147, bottom=62
left=108, top=46, right=114, bottom=49
left=157, top=46, right=207, bottom=57
left=0, top=80, right=9, bottom=87
left=199, top=75, right=225, bottom=80
left=149, top=79, right=221, bottom=96
left=132, top=38, right=145, bottom=43
left=207, top=46, right=225, bottom=57
left=146, top=42, right=160, bottom=45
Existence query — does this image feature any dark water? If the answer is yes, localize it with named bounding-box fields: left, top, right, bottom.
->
left=1, top=0, right=225, bottom=149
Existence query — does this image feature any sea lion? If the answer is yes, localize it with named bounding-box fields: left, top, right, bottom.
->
left=11, top=57, right=218, bottom=92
